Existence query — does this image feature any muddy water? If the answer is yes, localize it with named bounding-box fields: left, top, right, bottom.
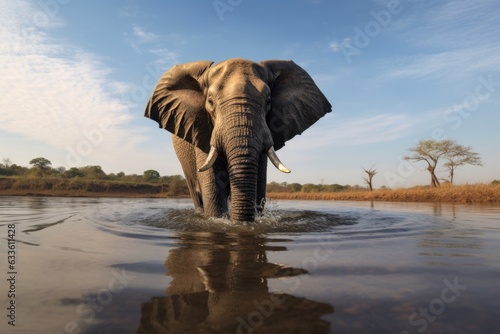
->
left=0, top=196, right=499, bottom=333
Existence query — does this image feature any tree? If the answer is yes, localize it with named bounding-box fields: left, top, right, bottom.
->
left=64, top=167, right=85, bottom=178
left=404, top=140, right=456, bottom=188
left=79, top=165, right=106, bottom=179
left=56, top=166, right=66, bottom=174
left=362, top=165, right=377, bottom=191
left=2, top=158, right=12, bottom=168
left=0, top=158, right=12, bottom=175
left=29, top=157, right=52, bottom=171
left=443, top=144, right=482, bottom=184
left=301, top=183, right=319, bottom=193
left=168, top=175, right=188, bottom=196
left=325, top=184, right=345, bottom=192
left=1, top=163, right=28, bottom=176
left=404, top=139, right=483, bottom=187
left=143, top=169, right=161, bottom=182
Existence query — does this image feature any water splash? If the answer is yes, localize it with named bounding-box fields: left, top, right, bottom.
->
left=129, top=206, right=357, bottom=234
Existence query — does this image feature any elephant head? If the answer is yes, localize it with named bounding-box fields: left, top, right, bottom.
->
left=145, top=58, right=331, bottom=222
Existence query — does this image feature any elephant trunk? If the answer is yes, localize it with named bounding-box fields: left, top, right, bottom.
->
left=228, top=156, right=259, bottom=222
left=222, top=107, right=262, bottom=222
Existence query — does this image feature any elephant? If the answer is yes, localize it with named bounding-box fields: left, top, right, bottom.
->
left=137, top=232, right=334, bottom=333
left=145, top=58, right=331, bottom=222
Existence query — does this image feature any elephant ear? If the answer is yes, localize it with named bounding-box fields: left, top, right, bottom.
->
left=145, top=60, right=214, bottom=153
left=261, top=60, right=332, bottom=150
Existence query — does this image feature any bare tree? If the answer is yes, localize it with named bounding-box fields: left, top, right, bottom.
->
left=404, top=139, right=456, bottom=188
left=2, top=158, right=12, bottom=168
left=362, top=165, right=377, bottom=191
left=443, top=144, right=482, bottom=184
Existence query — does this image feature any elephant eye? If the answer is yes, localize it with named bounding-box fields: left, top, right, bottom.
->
left=266, top=99, right=272, bottom=112
left=207, top=96, right=215, bottom=112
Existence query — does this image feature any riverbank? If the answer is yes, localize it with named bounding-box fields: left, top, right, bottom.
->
left=0, top=176, right=181, bottom=198
left=1, top=177, right=498, bottom=203
left=267, top=184, right=500, bottom=204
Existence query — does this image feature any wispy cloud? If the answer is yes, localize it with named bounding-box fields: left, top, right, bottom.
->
left=148, top=47, right=179, bottom=67
left=326, top=0, right=500, bottom=82
left=329, top=38, right=356, bottom=54
left=0, top=1, right=146, bottom=167
left=291, top=112, right=434, bottom=151
left=118, top=5, right=139, bottom=18
left=128, top=25, right=158, bottom=52
left=384, top=46, right=500, bottom=80
left=132, top=25, right=158, bottom=43
left=127, top=25, right=183, bottom=69
left=412, top=0, right=500, bottom=47
left=383, top=0, right=500, bottom=80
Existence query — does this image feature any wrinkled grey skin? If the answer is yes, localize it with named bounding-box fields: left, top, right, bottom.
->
left=137, top=232, right=333, bottom=333
left=145, top=58, right=331, bottom=222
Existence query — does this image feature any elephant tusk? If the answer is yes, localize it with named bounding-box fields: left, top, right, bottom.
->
left=198, top=146, right=218, bottom=172
left=267, top=147, right=291, bottom=174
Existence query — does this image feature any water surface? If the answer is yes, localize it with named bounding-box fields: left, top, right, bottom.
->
left=0, top=197, right=499, bottom=333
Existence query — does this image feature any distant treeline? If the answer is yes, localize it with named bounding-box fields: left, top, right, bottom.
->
left=0, top=157, right=371, bottom=195
left=2, top=157, right=498, bottom=198
left=266, top=182, right=370, bottom=193
left=0, top=157, right=372, bottom=195
left=0, top=158, right=191, bottom=196
left=3, top=176, right=193, bottom=197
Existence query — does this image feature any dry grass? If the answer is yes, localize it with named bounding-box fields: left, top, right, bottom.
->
left=1, top=177, right=498, bottom=203
left=267, top=184, right=500, bottom=204
left=0, top=177, right=181, bottom=198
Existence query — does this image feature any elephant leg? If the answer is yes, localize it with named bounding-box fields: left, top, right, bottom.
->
left=172, top=135, right=203, bottom=210
left=194, top=147, right=229, bottom=218
left=173, top=135, right=228, bottom=217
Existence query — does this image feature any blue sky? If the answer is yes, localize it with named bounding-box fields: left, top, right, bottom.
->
left=1, top=0, right=499, bottom=187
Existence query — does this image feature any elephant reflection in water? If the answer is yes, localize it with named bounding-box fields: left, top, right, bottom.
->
left=138, top=233, right=333, bottom=333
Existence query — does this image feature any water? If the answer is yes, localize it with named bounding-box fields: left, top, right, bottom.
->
left=1, top=197, right=499, bottom=333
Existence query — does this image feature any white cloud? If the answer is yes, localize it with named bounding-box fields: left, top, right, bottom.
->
left=132, top=25, right=158, bottom=43
left=290, top=112, right=430, bottom=151
left=148, top=47, right=179, bottom=67
left=384, top=47, right=500, bottom=80
left=127, top=25, right=182, bottom=68
left=384, top=0, right=500, bottom=48
left=118, top=5, right=139, bottom=18
left=329, top=38, right=357, bottom=55
left=382, top=0, right=500, bottom=81
left=329, top=114, right=417, bottom=145
left=0, top=1, right=146, bottom=168
left=329, top=41, right=341, bottom=53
